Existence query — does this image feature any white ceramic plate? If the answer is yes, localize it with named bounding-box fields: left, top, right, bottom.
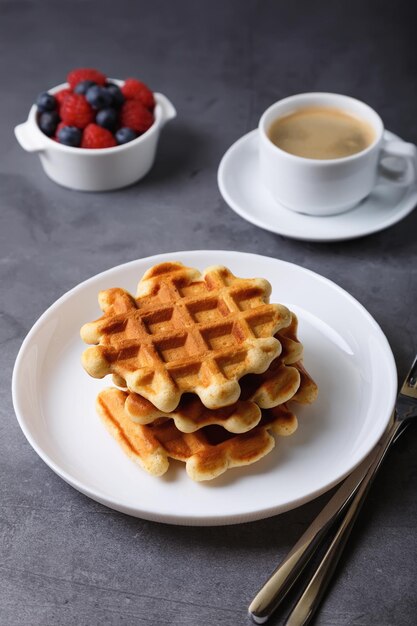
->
left=12, top=251, right=397, bottom=525
left=218, top=130, right=417, bottom=242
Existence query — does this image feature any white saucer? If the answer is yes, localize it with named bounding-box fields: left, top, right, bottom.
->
left=218, top=130, right=417, bottom=242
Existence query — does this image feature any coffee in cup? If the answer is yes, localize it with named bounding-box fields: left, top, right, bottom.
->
left=267, top=107, right=375, bottom=160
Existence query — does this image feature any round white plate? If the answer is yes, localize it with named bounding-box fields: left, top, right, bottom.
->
left=12, top=251, right=397, bottom=526
left=218, top=130, right=417, bottom=242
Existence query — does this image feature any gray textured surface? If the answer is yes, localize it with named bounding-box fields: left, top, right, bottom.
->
left=1, top=1, right=417, bottom=625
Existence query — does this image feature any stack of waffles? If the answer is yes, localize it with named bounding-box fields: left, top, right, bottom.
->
left=80, top=262, right=317, bottom=481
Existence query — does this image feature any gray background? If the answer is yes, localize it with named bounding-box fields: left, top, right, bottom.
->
left=1, top=1, right=416, bottom=624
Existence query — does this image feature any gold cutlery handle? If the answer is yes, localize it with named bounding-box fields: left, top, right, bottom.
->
left=248, top=417, right=399, bottom=624
left=284, top=419, right=404, bottom=626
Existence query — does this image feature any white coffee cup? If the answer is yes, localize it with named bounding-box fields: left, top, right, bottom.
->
left=258, top=92, right=417, bottom=216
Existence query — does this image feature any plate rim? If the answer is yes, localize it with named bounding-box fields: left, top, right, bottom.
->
left=12, top=250, right=397, bottom=525
left=218, top=129, right=417, bottom=242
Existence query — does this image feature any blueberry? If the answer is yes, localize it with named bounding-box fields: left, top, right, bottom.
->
left=57, top=125, right=82, bottom=147
left=115, top=127, right=137, bottom=145
left=36, top=92, right=56, bottom=112
left=86, top=85, right=113, bottom=109
left=106, top=83, right=125, bottom=107
left=74, top=80, right=96, bottom=95
left=38, top=111, right=60, bottom=136
left=96, top=107, right=118, bottom=131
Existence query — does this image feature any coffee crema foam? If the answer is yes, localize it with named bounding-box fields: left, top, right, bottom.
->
left=268, top=107, right=375, bottom=160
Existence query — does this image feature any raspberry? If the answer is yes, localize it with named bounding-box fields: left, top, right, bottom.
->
left=61, top=94, right=94, bottom=129
left=67, top=68, right=106, bottom=90
left=122, top=78, right=155, bottom=110
left=120, top=100, right=154, bottom=134
left=55, top=88, right=72, bottom=112
left=81, top=124, right=117, bottom=149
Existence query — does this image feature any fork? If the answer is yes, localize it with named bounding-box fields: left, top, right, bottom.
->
left=249, top=354, right=417, bottom=624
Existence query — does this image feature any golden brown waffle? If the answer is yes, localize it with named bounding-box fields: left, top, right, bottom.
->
left=125, top=392, right=262, bottom=433
left=97, top=388, right=298, bottom=482
left=241, top=312, right=311, bottom=408
left=122, top=312, right=316, bottom=433
left=275, top=311, right=304, bottom=364
left=81, top=262, right=291, bottom=412
left=291, top=361, right=319, bottom=404
left=112, top=312, right=302, bottom=396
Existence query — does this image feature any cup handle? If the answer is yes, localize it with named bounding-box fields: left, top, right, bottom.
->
left=15, top=121, right=46, bottom=153
left=155, top=93, right=177, bottom=127
left=378, top=131, right=417, bottom=186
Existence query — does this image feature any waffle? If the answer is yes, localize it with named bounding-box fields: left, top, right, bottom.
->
left=125, top=393, right=262, bottom=433
left=97, top=387, right=298, bottom=482
left=291, top=361, right=319, bottom=404
left=121, top=312, right=315, bottom=433
left=81, top=262, right=291, bottom=412
left=123, top=356, right=316, bottom=434
left=241, top=312, right=318, bottom=407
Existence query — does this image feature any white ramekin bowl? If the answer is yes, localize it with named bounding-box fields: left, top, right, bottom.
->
left=14, top=80, right=176, bottom=191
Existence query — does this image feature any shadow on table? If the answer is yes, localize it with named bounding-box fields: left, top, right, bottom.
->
left=140, top=120, right=212, bottom=186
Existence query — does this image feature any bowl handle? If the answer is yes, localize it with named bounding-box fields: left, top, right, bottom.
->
left=155, top=93, right=177, bottom=126
left=15, top=121, right=46, bottom=153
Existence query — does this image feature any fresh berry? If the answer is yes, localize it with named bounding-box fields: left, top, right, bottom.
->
left=106, top=83, right=125, bottom=107
left=74, top=80, right=96, bottom=95
left=120, top=100, right=154, bottom=133
left=32, top=69, right=158, bottom=151
left=67, top=68, right=106, bottom=90
left=39, top=111, right=60, bottom=136
left=36, top=92, right=57, bottom=112
left=57, top=125, right=82, bottom=147
left=81, top=124, right=117, bottom=149
left=86, top=85, right=113, bottom=109
left=115, top=127, right=137, bottom=145
left=122, top=79, right=155, bottom=110
left=55, top=88, right=72, bottom=110
left=55, top=121, right=67, bottom=136
left=96, top=107, right=118, bottom=131
left=61, top=94, right=94, bottom=129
